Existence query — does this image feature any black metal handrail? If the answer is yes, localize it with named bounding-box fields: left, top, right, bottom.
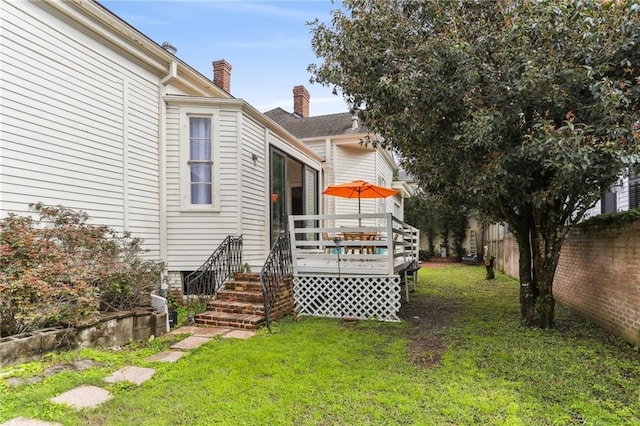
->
left=260, top=233, right=292, bottom=332
left=184, top=235, right=243, bottom=321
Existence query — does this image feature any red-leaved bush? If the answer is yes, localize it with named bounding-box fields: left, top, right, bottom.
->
left=0, top=203, right=163, bottom=337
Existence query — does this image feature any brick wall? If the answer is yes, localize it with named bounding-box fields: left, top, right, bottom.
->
left=504, top=222, right=640, bottom=347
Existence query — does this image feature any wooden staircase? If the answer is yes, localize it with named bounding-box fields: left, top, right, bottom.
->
left=194, top=272, right=293, bottom=330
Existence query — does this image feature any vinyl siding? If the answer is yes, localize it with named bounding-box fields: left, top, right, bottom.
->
left=241, top=116, right=268, bottom=264
left=375, top=151, right=395, bottom=214
left=165, top=104, right=242, bottom=270
left=334, top=144, right=377, bottom=215
left=0, top=1, right=160, bottom=258
left=304, top=140, right=327, bottom=160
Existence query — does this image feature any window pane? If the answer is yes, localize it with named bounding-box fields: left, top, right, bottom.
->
left=190, top=117, right=211, bottom=139
left=191, top=183, right=212, bottom=204
left=190, top=139, right=211, bottom=161
left=190, top=164, right=212, bottom=183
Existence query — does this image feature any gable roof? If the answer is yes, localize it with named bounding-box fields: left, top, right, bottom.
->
left=264, top=107, right=369, bottom=139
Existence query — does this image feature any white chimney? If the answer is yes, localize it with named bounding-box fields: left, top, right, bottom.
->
left=352, top=114, right=359, bottom=129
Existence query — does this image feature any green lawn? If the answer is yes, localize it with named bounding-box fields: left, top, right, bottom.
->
left=1, top=265, right=639, bottom=425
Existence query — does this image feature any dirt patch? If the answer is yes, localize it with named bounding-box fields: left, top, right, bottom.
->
left=405, top=335, right=449, bottom=369
left=396, top=283, right=466, bottom=369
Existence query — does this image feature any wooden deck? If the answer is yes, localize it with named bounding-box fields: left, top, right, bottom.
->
left=288, top=213, right=419, bottom=277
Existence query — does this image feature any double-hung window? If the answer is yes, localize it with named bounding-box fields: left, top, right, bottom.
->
left=180, top=108, right=218, bottom=211
left=189, top=116, right=212, bottom=204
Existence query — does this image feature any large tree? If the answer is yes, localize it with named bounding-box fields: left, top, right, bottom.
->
left=310, top=0, right=640, bottom=327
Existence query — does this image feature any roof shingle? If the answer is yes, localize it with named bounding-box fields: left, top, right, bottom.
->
left=264, top=108, right=368, bottom=139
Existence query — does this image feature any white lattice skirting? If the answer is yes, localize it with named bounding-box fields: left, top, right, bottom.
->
left=294, top=275, right=401, bottom=322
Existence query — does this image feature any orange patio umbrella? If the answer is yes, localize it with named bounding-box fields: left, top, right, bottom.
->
left=322, top=179, right=399, bottom=224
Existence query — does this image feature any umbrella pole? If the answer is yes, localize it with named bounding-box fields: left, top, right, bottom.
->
left=358, top=196, right=361, bottom=227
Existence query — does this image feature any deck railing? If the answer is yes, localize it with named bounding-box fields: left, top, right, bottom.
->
left=287, top=213, right=419, bottom=277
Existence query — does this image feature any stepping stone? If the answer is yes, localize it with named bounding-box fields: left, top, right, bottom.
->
left=6, top=376, right=42, bottom=388
left=222, top=329, right=256, bottom=339
left=193, top=327, right=231, bottom=337
left=50, top=385, right=112, bottom=410
left=1, top=418, right=62, bottom=426
left=170, top=336, right=211, bottom=350
left=145, top=350, right=185, bottom=363
left=169, top=326, right=202, bottom=335
left=104, top=366, right=155, bottom=385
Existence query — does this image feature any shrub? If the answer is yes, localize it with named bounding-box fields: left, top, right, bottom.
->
left=0, top=203, right=163, bottom=337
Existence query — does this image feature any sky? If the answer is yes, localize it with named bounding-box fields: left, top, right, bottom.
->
left=100, top=0, right=349, bottom=116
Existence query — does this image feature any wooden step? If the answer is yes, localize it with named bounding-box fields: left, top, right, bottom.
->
left=194, top=311, right=264, bottom=330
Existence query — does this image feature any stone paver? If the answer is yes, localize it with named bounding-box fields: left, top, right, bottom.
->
left=50, top=385, right=112, bottom=410
left=1, top=418, right=62, bottom=426
left=169, top=325, right=202, bottom=335
left=145, top=350, right=186, bottom=363
left=193, top=327, right=232, bottom=337
left=221, top=329, right=256, bottom=339
left=170, top=336, right=211, bottom=350
left=103, top=366, right=156, bottom=385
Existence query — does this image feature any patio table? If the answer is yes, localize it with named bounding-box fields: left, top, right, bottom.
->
left=342, top=231, right=378, bottom=254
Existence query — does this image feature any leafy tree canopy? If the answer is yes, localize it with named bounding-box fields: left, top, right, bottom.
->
left=405, top=191, right=469, bottom=258
left=310, top=0, right=640, bottom=327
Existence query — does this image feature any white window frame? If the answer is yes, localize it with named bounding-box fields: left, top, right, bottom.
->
left=180, top=106, right=220, bottom=211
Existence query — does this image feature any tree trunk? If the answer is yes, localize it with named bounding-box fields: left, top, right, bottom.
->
left=514, top=230, right=537, bottom=327
left=535, top=278, right=555, bottom=329
left=427, top=226, right=435, bottom=256
left=530, top=221, right=564, bottom=329
left=510, top=206, right=566, bottom=329
left=484, top=255, right=495, bottom=279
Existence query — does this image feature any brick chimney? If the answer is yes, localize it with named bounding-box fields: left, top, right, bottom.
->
left=293, top=85, right=310, bottom=118
left=212, top=60, right=232, bottom=92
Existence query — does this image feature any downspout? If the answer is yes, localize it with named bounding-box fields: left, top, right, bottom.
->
left=158, top=61, right=178, bottom=293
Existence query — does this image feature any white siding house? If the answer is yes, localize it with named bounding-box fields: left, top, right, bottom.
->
left=0, top=0, right=322, bottom=294
left=584, top=172, right=640, bottom=218
left=264, top=85, right=413, bottom=223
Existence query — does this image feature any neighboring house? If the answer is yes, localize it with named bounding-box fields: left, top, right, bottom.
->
left=0, top=0, right=323, bottom=295
left=584, top=170, right=640, bottom=217
left=264, top=86, right=413, bottom=225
